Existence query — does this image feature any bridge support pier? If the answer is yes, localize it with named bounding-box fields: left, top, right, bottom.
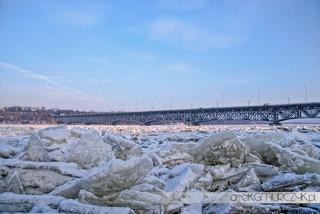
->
left=269, top=121, right=281, bottom=126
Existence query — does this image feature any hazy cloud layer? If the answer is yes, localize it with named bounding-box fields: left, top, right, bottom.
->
left=0, top=62, right=112, bottom=111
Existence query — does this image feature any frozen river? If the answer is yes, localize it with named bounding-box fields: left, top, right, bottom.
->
left=0, top=124, right=319, bottom=213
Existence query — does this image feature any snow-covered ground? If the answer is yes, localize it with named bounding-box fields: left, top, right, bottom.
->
left=0, top=124, right=320, bottom=213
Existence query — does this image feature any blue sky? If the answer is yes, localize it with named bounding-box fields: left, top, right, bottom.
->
left=0, top=0, right=319, bottom=111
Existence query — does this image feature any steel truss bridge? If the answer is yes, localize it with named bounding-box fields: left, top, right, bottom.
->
left=53, top=102, right=320, bottom=125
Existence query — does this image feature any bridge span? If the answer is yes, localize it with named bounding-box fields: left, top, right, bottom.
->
left=52, top=102, right=320, bottom=125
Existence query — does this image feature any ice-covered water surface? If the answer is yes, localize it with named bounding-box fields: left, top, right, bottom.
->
left=0, top=124, right=319, bottom=213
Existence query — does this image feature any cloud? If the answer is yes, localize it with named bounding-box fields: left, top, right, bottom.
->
left=47, top=1, right=110, bottom=27
left=0, top=62, right=83, bottom=95
left=167, top=62, right=198, bottom=74
left=54, top=11, right=100, bottom=27
left=70, top=78, right=112, bottom=84
left=0, top=62, right=112, bottom=111
left=156, top=0, right=208, bottom=12
left=149, top=18, right=242, bottom=51
left=89, top=57, right=110, bottom=64
left=125, top=51, right=156, bottom=61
